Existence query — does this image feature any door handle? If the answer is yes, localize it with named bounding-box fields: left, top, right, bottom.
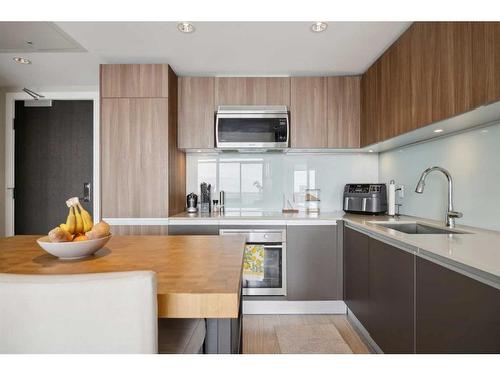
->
left=80, top=182, right=91, bottom=202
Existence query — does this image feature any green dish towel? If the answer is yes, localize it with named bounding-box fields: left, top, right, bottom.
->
left=243, top=244, right=265, bottom=281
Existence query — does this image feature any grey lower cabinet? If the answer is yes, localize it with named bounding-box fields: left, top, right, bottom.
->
left=344, top=227, right=371, bottom=330
left=416, top=257, right=500, bottom=353
left=344, top=225, right=415, bottom=354
left=167, top=224, right=219, bottom=235
left=286, top=224, right=341, bottom=300
left=369, top=237, right=415, bottom=354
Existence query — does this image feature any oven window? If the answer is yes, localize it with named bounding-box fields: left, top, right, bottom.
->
left=243, top=244, right=282, bottom=289
left=217, top=118, right=287, bottom=143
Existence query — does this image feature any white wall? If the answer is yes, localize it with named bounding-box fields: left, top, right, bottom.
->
left=379, top=122, right=500, bottom=231
left=187, top=152, right=379, bottom=212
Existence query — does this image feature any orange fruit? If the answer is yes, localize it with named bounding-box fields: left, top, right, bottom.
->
left=73, top=234, right=88, bottom=242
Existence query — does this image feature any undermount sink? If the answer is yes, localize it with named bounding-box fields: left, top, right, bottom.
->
left=373, top=222, right=471, bottom=235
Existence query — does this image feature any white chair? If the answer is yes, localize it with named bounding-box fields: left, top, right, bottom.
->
left=0, top=271, right=158, bottom=354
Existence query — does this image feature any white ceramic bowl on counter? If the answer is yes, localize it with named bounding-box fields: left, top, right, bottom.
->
left=36, top=235, right=112, bottom=260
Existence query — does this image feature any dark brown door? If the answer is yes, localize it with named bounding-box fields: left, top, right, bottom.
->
left=416, top=257, right=500, bottom=353
left=14, top=100, right=93, bottom=234
left=344, top=227, right=371, bottom=331
left=369, top=238, right=415, bottom=353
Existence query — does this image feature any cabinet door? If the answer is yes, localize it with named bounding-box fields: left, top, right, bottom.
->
left=290, top=77, right=328, bottom=148
left=100, top=64, right=170, bottom=98
left=380, top=31, right=412, bottom=138
left=472, top=22, right=500, bottom=107
left=327, top=76, right=360, bottom=148
left=178, top=77, right=215, bottom=149
left=168, top=225, right=220, bottom=236
left=360, top=63, right=381, bottom=147
left=369, top=238, right=415, bottom=353
left=287, top=225, right=339, bottom=300
left=101, top=98, right=169, bottom=218
left=343, top=227, right=371, bottom=329
left=110, top=225, right=169, bottom=235
left=410, top=22, right=473, bottom=128
left=215, top=77, right=290, bottom=106
left=416, top=257, right=500, bottom=353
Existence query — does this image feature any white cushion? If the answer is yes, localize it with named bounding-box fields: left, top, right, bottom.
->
left=0, top=271, right=158, bottom=354
left=158, top=318, right=206, bottom=354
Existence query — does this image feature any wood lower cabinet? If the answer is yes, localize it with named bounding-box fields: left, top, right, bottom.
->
left=290, top=77, right=328, bottom=148
left=168, top=224, right=219, bottom=236
left=416, top=257, right=500, bottom=353
left=178, top=77, right=215, bottom=149
left=100, top=64, right=185, bottom=219
left=101, top=98, right=170, bottom=218
left=110, top=225, right=169, bottom=235
left=287, top=224, right=341, bottom=300
left=327, top=76, right=360, bottom=148
left=215, top=77, right=290, bottom=106
left=344, top=227, right=371, bottom=330
left=369, top=238, right=415, bottom=354
left=472, top=22, right=500, bottom=107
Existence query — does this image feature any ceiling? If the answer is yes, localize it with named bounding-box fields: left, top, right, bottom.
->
left=0, top=21, right=410, bottom=88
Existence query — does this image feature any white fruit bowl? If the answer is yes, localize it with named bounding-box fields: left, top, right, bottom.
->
left=36, top=235, right=112, bottom=260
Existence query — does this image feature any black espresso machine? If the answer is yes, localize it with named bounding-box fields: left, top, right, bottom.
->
left=343, top=183, right=387, bottom=214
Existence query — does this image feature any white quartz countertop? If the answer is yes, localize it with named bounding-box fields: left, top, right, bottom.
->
left=343, top=214, right=500, bottom=287
left=169, top=210, right=344, bottom=225
left=168, top=210, right=500, bottom=286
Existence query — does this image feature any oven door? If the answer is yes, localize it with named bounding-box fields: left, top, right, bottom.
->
left=219, top=229, right=287, bottom=296
left=215, top=114, right=289, bottom=149
left=243, top=243, right=285, bottom=296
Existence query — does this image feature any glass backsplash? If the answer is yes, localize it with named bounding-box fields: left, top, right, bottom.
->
left=186, top=152, right=379, bottom=212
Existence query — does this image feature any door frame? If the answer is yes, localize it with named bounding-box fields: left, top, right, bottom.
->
left=4, top=91, right=100, bottom=236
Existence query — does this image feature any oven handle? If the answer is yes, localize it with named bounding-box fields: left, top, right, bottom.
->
left=260, top=245, right=282, bottom=249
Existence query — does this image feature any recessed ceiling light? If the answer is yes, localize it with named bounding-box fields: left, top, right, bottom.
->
left=368, top=149, right=374, bottom=153
left=433, top=129, right=443, bottom=133
left=177, top=22, right=195, bottom=33
left=311, top=22, right=327, bottom=33
left=13, top=57, right=31, bottom=64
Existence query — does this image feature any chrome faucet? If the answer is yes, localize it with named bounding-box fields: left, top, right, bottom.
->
left=415, top=166, right=462, bottom=228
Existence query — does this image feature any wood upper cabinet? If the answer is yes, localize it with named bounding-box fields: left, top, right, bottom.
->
left=410, top=22, right=473, bottom=128
left=290, top=77, right=328, bottom=148
left=361, top=63, right=381, bottom=146
left=472, top=22, right=500, bottom=107
left=178, top=77, right=215, bottom=149
left=327, top=76, right=361, bottom=148
left=100, top=64, right=170, bottom=98
left=215, top=77, right=290, bottom=106
left=381, top=30, right=412, bottom=138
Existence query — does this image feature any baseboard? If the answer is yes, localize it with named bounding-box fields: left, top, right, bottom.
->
left=243, top=300, right=347, bottom=315
left=346, top=308, right=382, bottom=354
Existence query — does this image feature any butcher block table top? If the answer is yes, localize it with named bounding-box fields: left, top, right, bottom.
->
left=0, top=235, right=245, bottom=318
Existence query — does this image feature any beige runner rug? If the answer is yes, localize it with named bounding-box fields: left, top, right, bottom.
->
left=275, top=324, right=353, bottom=354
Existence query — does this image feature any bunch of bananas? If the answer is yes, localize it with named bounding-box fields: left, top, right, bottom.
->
left=60, top=203, right=93, bottom=234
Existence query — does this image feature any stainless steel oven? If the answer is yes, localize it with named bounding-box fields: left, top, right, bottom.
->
left=219, top=228, right=286, bottom=296
left=215, top=105, right=289, bottom=150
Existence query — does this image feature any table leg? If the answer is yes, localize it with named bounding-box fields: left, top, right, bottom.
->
left=204, top=297, right=242, bottom=354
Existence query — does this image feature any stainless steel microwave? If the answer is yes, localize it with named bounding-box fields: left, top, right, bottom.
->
left=215, top=105, right=289, bottom=150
